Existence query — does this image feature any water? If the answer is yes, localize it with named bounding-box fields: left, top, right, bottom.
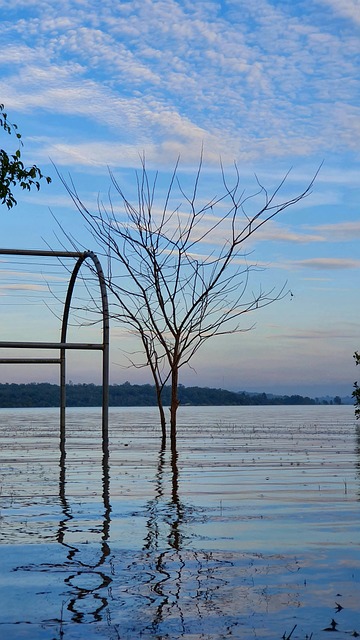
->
left=0, top=405, right=359, bottom=639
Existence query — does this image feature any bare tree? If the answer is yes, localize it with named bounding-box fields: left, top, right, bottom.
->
left=59, top=155, right=318, bottom=442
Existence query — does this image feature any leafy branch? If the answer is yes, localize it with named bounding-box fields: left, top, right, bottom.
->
left=0, top=103, right=51, bottom=209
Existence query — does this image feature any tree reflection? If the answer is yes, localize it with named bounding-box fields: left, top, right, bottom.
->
left=141, top=439, right=186, bottom=635
left=355, top=423, right=360, bottom=498
left=143, top=439, right=184, bottom=553
left=132, top=436, right=237, bottom=638
left=7, top=417, right=311, bottom=638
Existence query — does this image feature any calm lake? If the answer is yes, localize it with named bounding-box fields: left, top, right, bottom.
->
left=0, top=405, right=359, bottom=639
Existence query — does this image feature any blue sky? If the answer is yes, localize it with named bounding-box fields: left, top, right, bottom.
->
left=0, top=0, right=359, bottom=398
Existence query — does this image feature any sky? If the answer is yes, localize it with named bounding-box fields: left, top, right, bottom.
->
left=0, top=0, right=359, bottom=398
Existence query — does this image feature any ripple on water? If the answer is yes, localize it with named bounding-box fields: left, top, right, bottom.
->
left=0, top=405, right=359, bottom=639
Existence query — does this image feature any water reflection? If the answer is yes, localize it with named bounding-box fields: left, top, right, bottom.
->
left=57, top=448, right=112, bottom=624
left=55, top=437, right=302, bottom=638
left=5, top=407, right=359, bottom=638
left=143, top=440, right=184, bottom=552
left=355, top=424, right=360, bottom=500
left=141, top=441, right=187, bottom=635
left=134, top=439, right=239, bottom=638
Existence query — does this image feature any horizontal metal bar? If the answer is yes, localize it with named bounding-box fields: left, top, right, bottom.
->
left=0, top=358, right=61, bottom=364
left=0, top=342, right=104, bottom=350
left=0, top=249, right=84, bottom=258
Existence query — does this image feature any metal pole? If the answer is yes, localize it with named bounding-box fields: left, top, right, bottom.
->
left=60, top=254, right=88, bottom=446
left=86, top=252, right=110, bottom=451
left=0, top=341, right=103, bottom=349
left=0, top=358, right=61, bottom=364
left=0, top=249, right=83, bottom=257
left=0, top=249, right=110, bottom=453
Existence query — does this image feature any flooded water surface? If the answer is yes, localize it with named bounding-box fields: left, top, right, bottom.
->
left=0, top=405, right=359, bottom=639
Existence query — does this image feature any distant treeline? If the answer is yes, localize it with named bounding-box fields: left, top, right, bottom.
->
left=0, top=382, right=342, bottom=408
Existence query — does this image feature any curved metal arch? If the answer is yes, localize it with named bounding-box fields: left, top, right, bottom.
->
left=0, top=249, right=109, bottom=453
left=60, top=251, right=109, bottom=451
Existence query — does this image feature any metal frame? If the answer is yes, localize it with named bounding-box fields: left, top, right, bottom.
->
left=0, top=249, right=109, bottom=449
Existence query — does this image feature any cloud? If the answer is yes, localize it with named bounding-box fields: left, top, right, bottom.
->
left=37, top=135, right=238, bottom=170
left=0, top=269, right=66, bottom=283
left=307, top=221, right=360, bottom=240
left=253, top=222, right=325, bottom=243
left=0, top=0, right=359, bottom=166
left=293, top=257, right=360, bottom=269
left=0, top=283, right=49, bottom=291
left=278, top=326, right=359, bottom=340
left=316, top=0, right=360, bottom=26
left=316, top=166, right=360, bottom=187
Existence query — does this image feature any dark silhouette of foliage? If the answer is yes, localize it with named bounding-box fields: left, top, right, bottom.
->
left=0, top=104, right=51, bottom=209
left=0, top=381, right=319, bottom=408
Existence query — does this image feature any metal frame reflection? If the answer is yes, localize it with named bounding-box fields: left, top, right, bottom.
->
left=57, top=434, right=112, bottom=625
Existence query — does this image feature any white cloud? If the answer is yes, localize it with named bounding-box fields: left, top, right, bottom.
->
left=307, top=221, right=360, bottom=239
left=0, top=283, right=49, bottom=291
left=0, top=0, right=359, bottom=167
left=316, top=0, right=360, bottom=26
left=293, top=257, right=360, bottom=269
left=254, top=222, right=325, bottom=244
left=0, top=269, right=66, bottom=283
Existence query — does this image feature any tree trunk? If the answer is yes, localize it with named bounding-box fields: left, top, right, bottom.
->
left=170, top=365, right=180, bottom=446
left=155, top=384, right=167, bottom=442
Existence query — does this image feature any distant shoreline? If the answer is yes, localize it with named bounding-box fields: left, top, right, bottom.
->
left=0, top=382, right=351, bottom=409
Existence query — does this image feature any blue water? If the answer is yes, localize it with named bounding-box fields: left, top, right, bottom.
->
left=0, top=405, right=359, bottom=639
